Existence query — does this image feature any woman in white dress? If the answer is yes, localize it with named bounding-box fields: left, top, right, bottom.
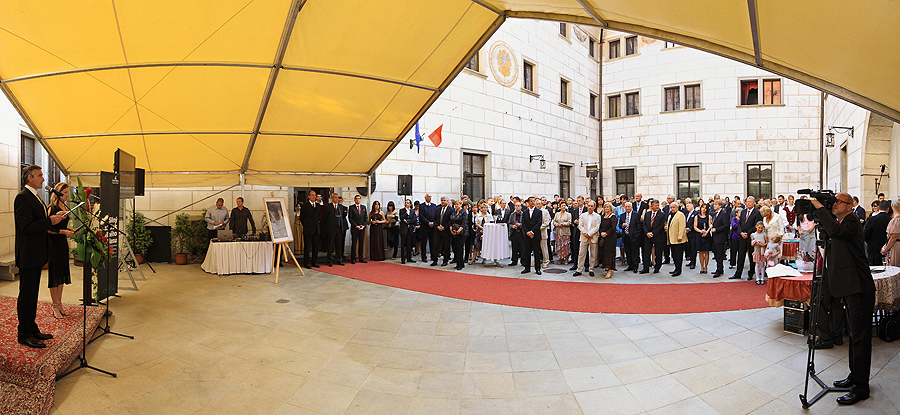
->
left=759, top=205, right=784, bottom=263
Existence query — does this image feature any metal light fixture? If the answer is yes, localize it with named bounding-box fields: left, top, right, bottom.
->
left=826, top=125, right=853, bottom=148
left=530, top=155, right=546, bottom=169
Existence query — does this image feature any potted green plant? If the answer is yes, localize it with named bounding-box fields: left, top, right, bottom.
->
left=189, top=215, right=210, bottom=258
left=172, top=213, right=192, bottom=265
left=127, top=211, right=153, bottom=263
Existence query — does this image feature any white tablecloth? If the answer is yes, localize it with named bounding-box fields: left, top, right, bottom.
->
left=482, top=223, right=510, bottom=260
left=201, top=241, right=274, bottom=275
left=872, top=265, right=900, bottom=310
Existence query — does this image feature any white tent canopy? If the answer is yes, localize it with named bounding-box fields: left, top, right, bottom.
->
left=1, top=1, right=897, bottom=187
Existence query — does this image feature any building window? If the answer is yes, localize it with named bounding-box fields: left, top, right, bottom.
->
left=762, top=79, right=781, bottom=105
left=589, top=93, right=597, bottom=117
left=559, top=23, right=568, bottom=38
left=464, top=52, right=479, bottom=72
left=664, top=87, right=680, bottom=112
left=21, top=134, right=35, bottom=168
left=607, top=95, right=621, bottom=118
left=740, top=78, right=781, bottom=106
left=625, top=36, right=638, bottom=55
left=559, top=165, right=571, bottom=199
left=747, top=164, right=773, bottom=199
left=523, top=61, right=534, bottom=92
left=684, top=84, right=701, bottom=109
left=615, top=169, right=635, bottom=198
left=664, top=41, right=678, bottom=48
left=625, top=92, right=639, bottom=116
left=676, top=166, right=700, bottom=199
left=588, top=38, right=596, bottom=58
left=46, top=157, right=61, bottom=187
left=463, top=153, right=486, bottom=202
left=560, top=79, right=569, bottom=106
left=608, top=39, right=620, bottom=59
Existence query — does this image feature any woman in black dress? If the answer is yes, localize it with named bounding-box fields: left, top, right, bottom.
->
left=599, top=203, right=619, bottom=279
left=449, top=200, right=468, bottom=270
left=693, top=203, right=712, bottom=274
left=384, top=201, right=399, bottom=259
left=47, top=182, right=74, bottom=319
left=368, top=201, right=387, bottom=261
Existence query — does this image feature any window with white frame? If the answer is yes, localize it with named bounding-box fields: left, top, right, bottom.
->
left=523, top=60, right=535, bottom=92
left=662, top=83, right=702, bottom=112
left=608, top=39, right=620, bottom=59
left=463, top=52, right=479, bottom=72
left=589, top=93, right=598, bottom=117
left=625, top=36, right=638, bottom=55
left=740, top=78, right=781, bottom=106
left=560, top=78, right=570, bottom=106
left=607, top=94, right=621, bottom=118
left=588, top=37, right=596, bottom=58
left=625, top=92, right=640, bottom=116
left=559, top=23, right=568, bottom=38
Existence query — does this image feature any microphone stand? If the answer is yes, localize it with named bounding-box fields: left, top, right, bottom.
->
left=57, top=203, right=116, bottom=380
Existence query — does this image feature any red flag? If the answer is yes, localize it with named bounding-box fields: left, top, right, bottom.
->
left=428, top=124, right=443, bottom=147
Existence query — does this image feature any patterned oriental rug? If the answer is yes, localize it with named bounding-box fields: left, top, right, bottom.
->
left=0, top=296, right=104, bottom=415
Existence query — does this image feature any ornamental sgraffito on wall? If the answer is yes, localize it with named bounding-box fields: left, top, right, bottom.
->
left=489, top=41, right=518, bottom=87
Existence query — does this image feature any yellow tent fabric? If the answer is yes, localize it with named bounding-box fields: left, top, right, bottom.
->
left=1, top=1, right=897, bottom=187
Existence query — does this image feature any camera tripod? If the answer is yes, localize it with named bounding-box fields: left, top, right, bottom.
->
left=799, top=224, right=850, bottom=408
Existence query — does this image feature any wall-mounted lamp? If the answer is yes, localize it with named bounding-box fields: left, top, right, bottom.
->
left=530, top=155, right=546, bottom=169
left=825, top=125, right=854, bottom=148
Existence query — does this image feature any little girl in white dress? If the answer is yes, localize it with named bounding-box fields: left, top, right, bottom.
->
left=750, top=221, right=768, bottom=285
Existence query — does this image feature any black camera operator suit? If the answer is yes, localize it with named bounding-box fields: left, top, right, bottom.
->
left=811, top=195, right=876, bottom=405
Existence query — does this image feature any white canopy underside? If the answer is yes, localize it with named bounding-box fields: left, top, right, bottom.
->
left=1, top=0, right=896, bottom=187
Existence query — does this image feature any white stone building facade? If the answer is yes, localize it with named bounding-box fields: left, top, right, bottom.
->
left=600, top=31, right=822, bottom=201
left=367, top=19, right=602, bottom=206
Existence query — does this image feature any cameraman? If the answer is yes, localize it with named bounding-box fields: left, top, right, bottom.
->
left=811, top=192, right=876, bottom=405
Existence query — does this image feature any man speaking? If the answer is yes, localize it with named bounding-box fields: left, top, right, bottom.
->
left=811, top=192, right=876, bottom=405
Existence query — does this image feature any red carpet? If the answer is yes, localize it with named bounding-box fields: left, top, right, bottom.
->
left=322, top=262, right=770, bottom=314
left=0, top=296, right=104, bottom=415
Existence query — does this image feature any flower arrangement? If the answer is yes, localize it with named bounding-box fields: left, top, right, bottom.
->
left=69, top=177, right=112, bottom=301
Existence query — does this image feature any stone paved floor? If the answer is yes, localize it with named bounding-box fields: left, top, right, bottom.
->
left=2, top=257, right=899, bottom=415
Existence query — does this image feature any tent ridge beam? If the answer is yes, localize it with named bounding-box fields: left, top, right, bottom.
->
left=240, top=0, right=305, bottom=174
left=280, top=66, right=439, bottom=92
left=575, top=0, right=608, bottom=27
left=468, top=0, right=503, bottom=15
left=0, top=62, right=273, bottom=84
left=43, top=130, right=396, bottom=143
left=747, top=0, right=763, bottom=67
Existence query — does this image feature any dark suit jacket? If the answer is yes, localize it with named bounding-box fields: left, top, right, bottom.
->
left=14, top=189, right=53, bottom=269
left=710, top=209, right=730, bottom=244
left=349, top=204, right=367, bottom=228
left=323, top=203, right=342, bottom=234
left=507, top=209, right=524, bottom=237
left=853, top=205, right=866, bottom=222
left=642, top=209, right=667, bottom=244
left=522, top=207, right=543, bottom=240
left=450, top=210, right=468, bottom=237
left=685, top=210, right=700, bottom=236
left=339, top=204, right=349, bottom=233
left=618, top=211, right=641, bottom=239
left=863, top=211, right=891, bottom=254
left=399, top=207, right=417, bottom=235
left=419, top=202, right=437, bottom=229
left=814, top=208, right=876, bottom=297
left=739, top=207, right=763, bottom=236
left=494, top=207, right=510, bottom=225
left=633, top=201, right=649, bottom=216
left=435, top=205, right=452, bottom=232
left=300, top=200, right=322, bottom=235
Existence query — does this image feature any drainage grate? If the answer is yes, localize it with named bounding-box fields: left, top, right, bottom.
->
left=276, top=299, right=290, bottom=304
left=542, top=268, right=567, bottom=274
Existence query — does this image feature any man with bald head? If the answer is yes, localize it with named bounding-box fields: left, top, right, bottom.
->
left=810, top=192, right=875, bottom=405
left=731, top=196, right=762, bottom=280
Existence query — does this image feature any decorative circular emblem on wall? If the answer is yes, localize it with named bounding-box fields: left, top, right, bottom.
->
left=489, top=41, right=518, bottom=88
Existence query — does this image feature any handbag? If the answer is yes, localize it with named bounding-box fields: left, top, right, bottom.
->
left=879, top=312, right=900, bottom=342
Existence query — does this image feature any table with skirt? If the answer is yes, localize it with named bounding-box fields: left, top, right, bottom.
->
left=481, top=223, right=510, bottom=262
left=201, top=241, right=275, bottom=275
left=766, top=265, right=900, bottom=311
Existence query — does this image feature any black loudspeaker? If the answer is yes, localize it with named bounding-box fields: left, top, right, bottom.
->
left=145, top=226, right=172, bottom=263
left=398, top=175, right=412, bottom=196
left=135, top=168, right=145, bottom=196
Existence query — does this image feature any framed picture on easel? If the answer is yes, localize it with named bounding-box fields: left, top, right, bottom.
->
left=264, top=198, right=293, bottom=244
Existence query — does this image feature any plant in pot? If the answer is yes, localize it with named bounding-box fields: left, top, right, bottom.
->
left=127, top=211, right=153, bottom=263
left=189, top=215, right=210, bottom=259
left=172, top=213, right=193, bottom=265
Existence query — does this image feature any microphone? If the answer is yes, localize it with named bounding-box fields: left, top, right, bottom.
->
left=45, top=185, right=64, bottom=197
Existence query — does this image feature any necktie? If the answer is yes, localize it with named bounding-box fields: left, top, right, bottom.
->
left=651, top=211, right=656, bottom=224
left=625, top=213, right=630, bottom=233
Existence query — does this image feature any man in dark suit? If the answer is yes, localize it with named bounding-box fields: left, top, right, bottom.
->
left=851, top=196, right=866, bottom=224
left=640, top=199, right=666, bottom=274
left=633, top=193, right=649, bottom=216
left=508, top=202, right=525, bottom=266
left=864, top=200, right=891, bottom=265
left=338, top=196, right=350, bottom=261
left=348, top=194, right=368, bottom=263
left=618, top=202, right=642, bottom=272
left=15, top=165, right=65, bottom=348
left=323, top=193, right=345, bottom=266
left=568, top=197, right=584, bottom=270
left=419, top=194, right=437, bottom=263
left=684, top=203, right=699, bottom=269
left=399, top=199, right=418, bottom=264
left=731, top=197, right=762, bottom=280
left=494, top=202, right=510, bottom=225
left=811, top=193, right=876, bottom=405
left=521, top=197, right=543, bottom=275
left=299, top=191, right=322, bottom=268
left=662, top=194, right=676, bottom=264
left=709, top=200, right=730, bottom=277
left=431, top=197, right=452, bottom=266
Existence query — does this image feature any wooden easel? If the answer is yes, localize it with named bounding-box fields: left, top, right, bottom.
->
left=273, top=241, right=303, bottom=283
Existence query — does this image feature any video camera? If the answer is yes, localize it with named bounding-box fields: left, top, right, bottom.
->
left=795, top=188, right=837, bottom=215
